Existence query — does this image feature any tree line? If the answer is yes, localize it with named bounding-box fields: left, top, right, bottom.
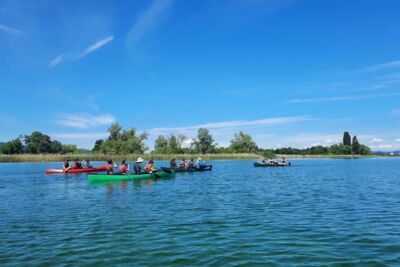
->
left=0, top=131, right=80, bottom=155
left=1, top=124, right=371, bottom=156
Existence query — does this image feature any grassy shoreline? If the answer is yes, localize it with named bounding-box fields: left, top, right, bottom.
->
left=0, top=153, right=397, bottom=163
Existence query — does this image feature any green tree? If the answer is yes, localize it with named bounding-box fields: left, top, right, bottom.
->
left=329, top=143, right=352, bottom=154
left=100, top=126, right=148, bottom=154
left=61, top=144, right=79, bottom=154
left=108, top=123, right=122, bottom=141
left=194, top=128, right=216, bottom=154
left=154, top=135, right=168, bottom=152
left=168, top=135, right=178, bottom=150
left=92, top=140, right=104, bottom=153
left=24, top=131, right=53, bottom=154
left=177, top=135, right=187, bottom=148
left=0, top=138, right=23, bottom=154
left=343, top=131, right=351, bottom=146
left=352, top=136, right=361, bottom=154
left=229, top=131, right=258, bottom=153
left=359, top=144, right=371, bottom=155
left=50, top=140, right=63, bottom=153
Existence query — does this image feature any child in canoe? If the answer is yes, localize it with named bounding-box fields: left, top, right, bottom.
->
left=119, top=160, right=129, bottom=174
left=145, top=159, right=157, bottom=173
left=180, top=158, right=187, bottom=168
left=106, top=160, right=117, bottom=175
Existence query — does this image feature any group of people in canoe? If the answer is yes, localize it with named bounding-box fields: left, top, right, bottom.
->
left=169, top=157, right=206, bottom=169
left=63, top=159, right=93, bottom=170
left=104, top=158, right=159, bottom=175
left=261, top=157, right=288, bottom=165
left=63, top=157, right=208, bottom=175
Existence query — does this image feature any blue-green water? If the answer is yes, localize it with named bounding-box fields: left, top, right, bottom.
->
left=1, top=159, right=400, bottom=266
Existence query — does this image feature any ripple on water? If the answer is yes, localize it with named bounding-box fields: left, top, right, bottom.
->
left=0, top=159, right=400, bottom=265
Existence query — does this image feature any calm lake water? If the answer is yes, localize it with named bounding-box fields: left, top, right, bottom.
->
left=1, top=158, right=400, bottom=266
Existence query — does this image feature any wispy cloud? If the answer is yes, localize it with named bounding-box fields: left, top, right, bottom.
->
left=148, top=116, right=313, bottom=133
left=289, top=93, right=400, bottom=103
left=370, top=138, right=384, bottom=143
left=49, top=36, right=114, bottom=67
left=51, top=132, right=108, bottom=139
left=0, top=24, right=22, bottom=35
left=396, top=138, right=400, bottom=143
left=361, top=60, right=400, bottom=72
left=79, top=36, right=114, bottom=57
left=126, top=0, right=174, bottom=47
left=55, top=113, right=115, bottom=128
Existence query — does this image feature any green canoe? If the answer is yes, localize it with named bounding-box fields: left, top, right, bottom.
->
left=88, top=170, right=175, bottom=183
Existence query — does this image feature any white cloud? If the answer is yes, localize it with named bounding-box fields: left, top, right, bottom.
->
left=396, top=138, right=400, bottom=143
left=371, top=144, right=393, bottom=150
left=126, top=0, right=174, bottom=47
left=51, top=133, right=108, bottom=139
left=370, top=138, right=384, bottom=143
left=80, top=36, right=114, bottom=57
left=289, top=93, right=400, bottom=103
left=49, top=54, right=64, bottom=67
left=148, top=116, right=313, bottom=133
left=55, top=113, right=115, bottom=128
left=0, top=24, right=22, bottom=35
left=50, top=36, right=114, bottom=67
left=361, top=60, right=400, bottom=72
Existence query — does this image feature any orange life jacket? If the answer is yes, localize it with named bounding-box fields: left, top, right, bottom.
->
left=119, top=164, right=128, bottom=173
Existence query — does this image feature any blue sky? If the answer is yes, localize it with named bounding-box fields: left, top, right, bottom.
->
left=1, top=0, right=400, bottom=151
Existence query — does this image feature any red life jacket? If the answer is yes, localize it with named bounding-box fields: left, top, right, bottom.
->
left=106, top=164, right=114, bottom=175
left=119, top=164, right=128, bottom=174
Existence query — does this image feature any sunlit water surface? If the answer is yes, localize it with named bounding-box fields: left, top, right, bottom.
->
left=1, top=159, right=400, bottom=266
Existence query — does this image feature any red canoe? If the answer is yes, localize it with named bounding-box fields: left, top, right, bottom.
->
left=45, top=166, right=107, bottom=174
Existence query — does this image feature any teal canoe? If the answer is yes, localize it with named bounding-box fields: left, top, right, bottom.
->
left=254, top=162, right=291, bottom=167
left=163, top=165, right=212, bottom=173
left=88, top=170, right=175, bottom=183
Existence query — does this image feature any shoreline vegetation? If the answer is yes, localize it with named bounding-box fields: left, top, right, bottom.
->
left=0, top=126, right=383, bottom=163
left=0, top=153, right=397, bottom=163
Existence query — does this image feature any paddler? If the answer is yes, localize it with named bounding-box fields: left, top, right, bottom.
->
left=63, top=159, right=72, bottom=171
left=196, top=157, right=205, bottom=168
left=145, top=159, right=157, bottom=173
left=170, top=158, right=177, bottom=168
left=180, top=158, right=187, bottom=168
left=106, top=160, right=117, bottom=175
left=261, top=158, right=267, bottom=163
left=188, top=158, right=195, bottom=169
left=119, top=160, right=129, bottom=174
left=73, top=159, right=82, bottom=169
left=134, top=157, right=144, bottom=174
left=85, top=160, right=93, bottom=168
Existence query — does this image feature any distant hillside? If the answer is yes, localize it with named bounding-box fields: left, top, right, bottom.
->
left=374, top=150, right=400, bottom=154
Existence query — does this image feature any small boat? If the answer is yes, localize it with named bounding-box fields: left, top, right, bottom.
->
left=253, top=162, right=291, bottom=167
left=45, top=166, right=107, bottom=174
left=88, top=170, right=175, bottom=182
left=163, top=165, right=212, bottom=173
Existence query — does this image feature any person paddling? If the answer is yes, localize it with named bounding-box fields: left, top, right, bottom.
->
left=134, top=158, right=144, bottom=175
left=85, top=160, right=93, bottom=168
left=188, top=158, right=195, bottom=169
left=170, top=158, right=177, bottom=168
left=73, top=159, right=82, bottom=169
left=145, top=159, right=157, bottom=173
left=196, top=157, right=205, bottom=168
left=106, top=160, right=117, bottom=175
left=119, top=160, right=129, bottom=174
left=180, top=158, right=187, bottom=168
left=63, top=160, right=72, bottom=172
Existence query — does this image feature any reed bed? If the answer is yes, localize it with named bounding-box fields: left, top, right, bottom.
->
left=0, top=153, right=393, bottom=163
left=0, top=153, right=261, bottom=163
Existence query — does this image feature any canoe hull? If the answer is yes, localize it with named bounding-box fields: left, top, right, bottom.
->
left=45, top=166, right=107, bottom=174
left=88, top=170, right=175, bottom=182
left=166, top=165, right=212, bottom=173
left=253, top=162, right=291, bottom=167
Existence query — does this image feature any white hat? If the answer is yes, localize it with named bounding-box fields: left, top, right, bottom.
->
left=136, top=157, right=144, bottom=163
